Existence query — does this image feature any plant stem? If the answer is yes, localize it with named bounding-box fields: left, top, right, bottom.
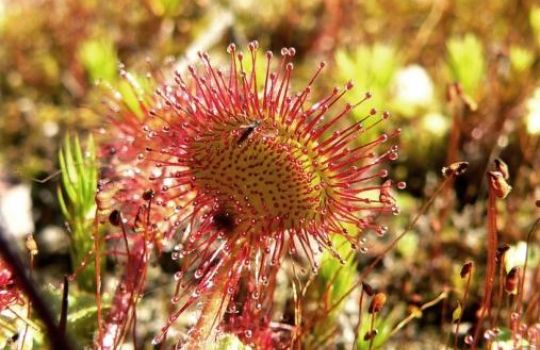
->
left=472, top=188, right=498, bottom=348
left=455, top=272, right=472, bottom=350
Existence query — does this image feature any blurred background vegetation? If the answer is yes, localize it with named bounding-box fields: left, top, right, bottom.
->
left=0, top=0, right=539, bottom=348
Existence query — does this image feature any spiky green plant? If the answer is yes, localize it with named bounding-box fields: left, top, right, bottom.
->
left=446, top=34, right=486, bottom=98
left=57, top=134, right=98, bottom=291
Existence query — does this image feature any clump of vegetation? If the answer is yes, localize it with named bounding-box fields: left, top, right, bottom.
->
left=0, top=0, right=538, bottom=349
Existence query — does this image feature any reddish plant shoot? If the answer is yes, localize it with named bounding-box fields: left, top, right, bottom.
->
left=0, top=259, right=22, bottom=312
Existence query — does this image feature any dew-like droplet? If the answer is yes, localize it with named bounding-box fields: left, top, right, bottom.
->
left=483, top=329, right=495, bottom=340
left=174, top=271, right=183, bottom=280
left=151, top=334, right=164, bottom=345
left=376, top=225, right=388, bottom=236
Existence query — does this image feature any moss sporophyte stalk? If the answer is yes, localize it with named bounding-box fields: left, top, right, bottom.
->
left=96, top=41, right=400, bottom=348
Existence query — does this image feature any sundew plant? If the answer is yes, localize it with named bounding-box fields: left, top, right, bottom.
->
left=95, top=42, right=400, bottom=349
left=0, top=1, right=539, bottom=350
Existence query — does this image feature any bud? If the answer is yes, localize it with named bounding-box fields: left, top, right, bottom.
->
left=368, top=292, right=387, bottom=314
left=363, top=329, right=378, bottom=341
left=505, top=266, right=521, bottom=295
left=460, top=261, right=473, bottom=278
left=496, top=244, right=510, bottom=262
left=493, top=158, right=510, bottom=180
left=488, top=171, right=512, bottom=199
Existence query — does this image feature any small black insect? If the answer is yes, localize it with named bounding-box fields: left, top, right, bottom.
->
left=237, top=121, right=260, bottom=145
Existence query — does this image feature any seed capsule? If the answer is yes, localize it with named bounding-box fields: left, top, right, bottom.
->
left=363, top=329, right=378, bottom=341
left=460, top=261, right=473, bottom=278
left=494, top=158, right=510, bottom=180
left=368, top=292, right=387, bottom=314
left=505, top=266, right=521, bottom=295
left=488, top=171, right=512, bottom=199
